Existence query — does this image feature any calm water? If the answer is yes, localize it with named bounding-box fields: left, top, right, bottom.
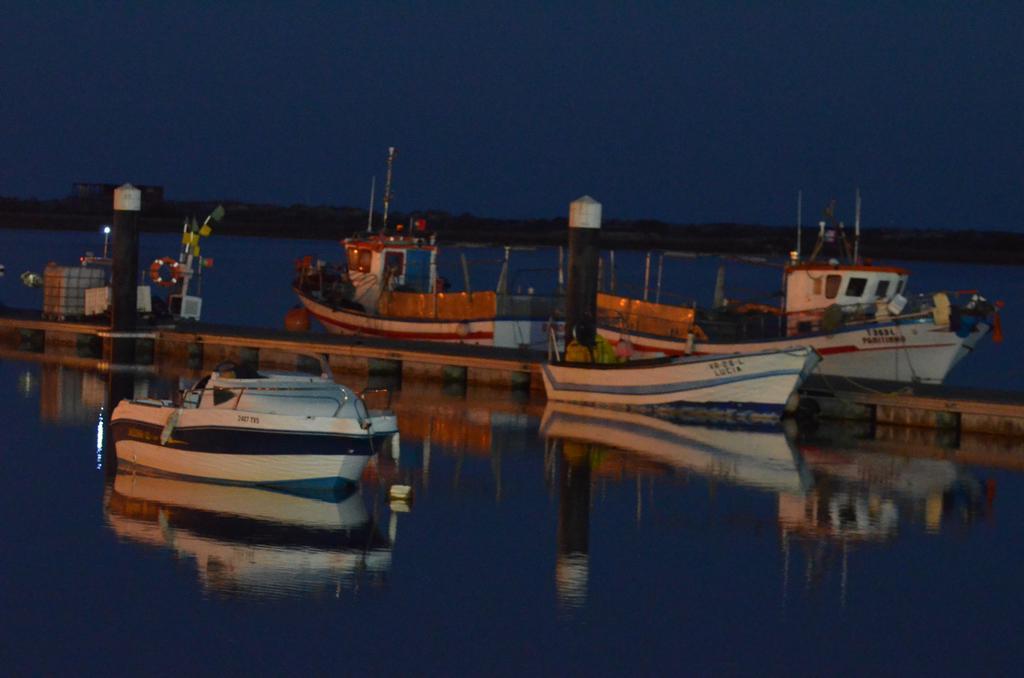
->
left=3, top=229, right=1024, bottom=673
left=2, top=358, right=1024, bottom=675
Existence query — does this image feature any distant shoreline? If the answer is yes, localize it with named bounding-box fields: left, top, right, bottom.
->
left=2, top=197, right=1022, bottom=266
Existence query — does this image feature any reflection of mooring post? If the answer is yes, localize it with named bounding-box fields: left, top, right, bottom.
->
left=556, top=439, right=591, bottom=608
left=103, top=370, right=135, bottom=477
left=565, top=196, right=602, bottom=349
left=110, top=184, right=141, bottom=364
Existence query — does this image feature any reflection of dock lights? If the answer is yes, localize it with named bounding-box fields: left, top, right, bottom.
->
left=102, top=225, right=111, bottom=258
left=18, top=371, right=37, bottom=398
left=96, top=408, right=105, bottom=470
left=555, top=553, right=589, bottom=609
left=389, top=484, right=413, bottom=512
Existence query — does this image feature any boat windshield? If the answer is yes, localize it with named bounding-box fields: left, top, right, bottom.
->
left=213, top=361, right=263, bottom=379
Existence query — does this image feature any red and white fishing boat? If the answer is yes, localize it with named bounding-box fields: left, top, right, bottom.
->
left=293, top=148, right=562, bottom=348
left=597, top=199, right=1001, bottom=384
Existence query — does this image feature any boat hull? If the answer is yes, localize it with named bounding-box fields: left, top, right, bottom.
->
left=111, top=402, right=394, bottom=490
left=296, top=288, right=558, bottom=349
left=599, top=318, right=989, bottom=384
left=541, top=347, right=817, bottom=420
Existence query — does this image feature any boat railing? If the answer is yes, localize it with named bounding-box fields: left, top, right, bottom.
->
left=496, top=292, right=564, bottom=319
left=596, top=293, right=703, bottom=340
left=184, top=384, right=351, bottom=417
left=596, top=284, right=986, bottom=343
left=608, top=281, right=698, bottom=309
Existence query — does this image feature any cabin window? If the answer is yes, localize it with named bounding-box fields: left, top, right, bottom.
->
left=875, top=280, right=890, bottom=298
left=897, top=278, right=906, bottom=295
left=383, top=251, right=405, bottom=277
left=845, top=277, right=867, bottom=298
left=356, top=249, right=373, bottom=273
left=346, top=247, right=372, bottom=273
left=825, top=274, right=842, bottom=299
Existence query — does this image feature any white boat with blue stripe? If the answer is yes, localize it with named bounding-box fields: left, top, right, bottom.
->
left=111, top=360, right=398, bottom=491
left=541, top=346, right=819, bottom=421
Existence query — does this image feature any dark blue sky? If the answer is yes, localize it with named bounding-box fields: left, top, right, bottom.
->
left=2, top=2, right=1022, bottom=230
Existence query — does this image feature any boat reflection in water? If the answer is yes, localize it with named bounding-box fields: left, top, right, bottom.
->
left=104, top=471, right=391, bottom=598
left=541, top=403, right=993, bottom=607
left=775, top=434, right=992, bottom=603
left=541, top=402, right=812, bottom=610
left=783, top=430, right=991, bottom=542
left=541, top=402, right=811, bottom=496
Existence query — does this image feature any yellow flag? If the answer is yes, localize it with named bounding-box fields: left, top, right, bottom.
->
left=192, top=243, right=200, bottom=256
left=199, top=224, right=212, bottom=237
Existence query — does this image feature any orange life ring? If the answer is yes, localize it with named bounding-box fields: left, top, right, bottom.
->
left=150, top=257, right=181, bottom=287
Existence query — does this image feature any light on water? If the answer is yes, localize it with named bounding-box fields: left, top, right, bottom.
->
left=95, top=407, right=104, bottom=470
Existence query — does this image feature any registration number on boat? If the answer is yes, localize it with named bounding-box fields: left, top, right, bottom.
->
left=709, top=358, right=744, bottom=377
left=237, top=415, right=260, bottom=424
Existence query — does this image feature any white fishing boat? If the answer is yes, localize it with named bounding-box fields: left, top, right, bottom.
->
left=541, top=345, right=819, bottom=421
left=110, top=360, right=398, bottom=491
left=105, top=471, right=391, bottom=597
left=597, top=200, right=1001, bottom=384
left=292, top=148, right=562, bottom=348
left=540, top=402, right=811, bottom=494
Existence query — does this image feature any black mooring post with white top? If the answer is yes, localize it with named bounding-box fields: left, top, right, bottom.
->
left=565, top=196, right=602, bottom=349
left=110, top=184, right=141, bottom=365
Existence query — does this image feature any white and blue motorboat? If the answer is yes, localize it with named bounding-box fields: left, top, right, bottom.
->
left=541, top=346, right=819, bottom=421
left=110, top=360, right=398, bottom=491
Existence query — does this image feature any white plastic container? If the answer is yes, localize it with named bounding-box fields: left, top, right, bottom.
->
left=43, top=264, right=107, bottom=320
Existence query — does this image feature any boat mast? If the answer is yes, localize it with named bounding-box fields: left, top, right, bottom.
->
left=365, top=176, right=376, bottom=233
left=853, top=188, right=861, bottom=263
left=381, top=146, right=397, bottom=233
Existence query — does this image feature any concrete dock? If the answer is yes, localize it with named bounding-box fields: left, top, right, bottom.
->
left=0, top=308, right=543, bottom=389
left=3, top=308, right=1024, bottom=437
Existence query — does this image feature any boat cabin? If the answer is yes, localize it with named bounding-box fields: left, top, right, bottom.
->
left=343, top=234, right=438, bottom=312
left=784, top=262, right=909, bottom=333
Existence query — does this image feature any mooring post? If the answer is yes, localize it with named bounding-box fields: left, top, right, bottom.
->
left=565, top=196, right=602, bottom=350
left=110, top=184, right=141, bottom=365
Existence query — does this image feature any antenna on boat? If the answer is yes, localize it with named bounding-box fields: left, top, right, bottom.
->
left=381, top=146, right=397, bottom=232
left=853, top=188, right=862, bottom=263
left=796, top=189, right=803, bottom=262
left=366, top=176, right=376, bottom=233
